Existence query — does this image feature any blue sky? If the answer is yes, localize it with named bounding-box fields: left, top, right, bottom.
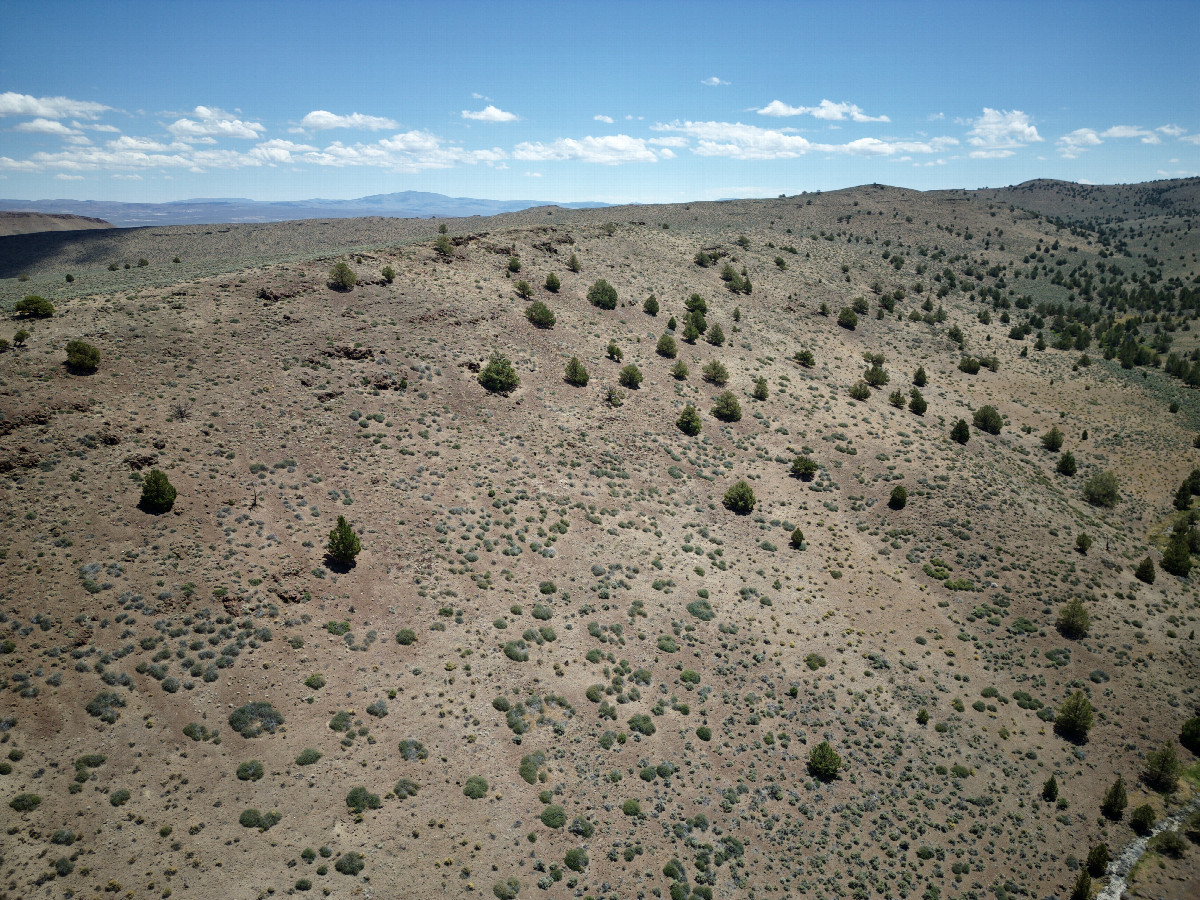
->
left=1, top=0, right=1197, bottom=203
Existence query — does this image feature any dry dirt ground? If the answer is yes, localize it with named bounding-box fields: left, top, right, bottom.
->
left=0, top=182, right=1198, bottom=900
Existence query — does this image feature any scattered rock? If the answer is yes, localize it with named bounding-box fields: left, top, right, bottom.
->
left=365, top=373, right=406, bottom=391
left=125, top=453, right=158, bottom=470
left=321, top=346, right=374, bottom=361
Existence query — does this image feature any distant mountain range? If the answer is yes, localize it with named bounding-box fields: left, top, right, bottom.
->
left=0, top=191, right=612, bottom=228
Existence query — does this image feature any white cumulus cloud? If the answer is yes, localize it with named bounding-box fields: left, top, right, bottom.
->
left=966, top=108, right=1041, bottom=151
left=0, top=91, right=110, bottom=119
left=14, top=118, right=81, bottom=135
left=299, top=110, right=398, bottom=131
left=167, top=106, right=263, bottom=140
left=303, top=130, right=506, bottom=171
left=513, top=135, right=659, bottom=164
left=593, top=114, right=614, bottom=124
left=0, top=113, right=512, bottom=176
left=653, top=121, right=954, bottom=160
left=0, top=156, right=40, bottom=171
left=701, top=77, right=729, bottom=86
left=251, top=139, right=317, bottom=163
left=108, top=135, right=188, bottom=153
left=757, top=99, right=889, bottom=122
left=1056, top=128, right=1103, bottom=158
left=1102, top=125, right=1160, bottom=144
left=461, top=105, right=518, bottom=122
left=1056, top=122, right=1180, bottom=158
left=756, top=100, right=805, bottom=117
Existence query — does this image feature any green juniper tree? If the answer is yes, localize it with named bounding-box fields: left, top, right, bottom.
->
left=702, top=360, right=728, bottom=386
left=722, top=480, right=755, bottom=514
left=1057, top=598, right=1090, bottom=638
left=1042, top=425, right=1064, bottom=451
left=676, top=404, right=701, bottom=436
left=65, top=340, right=100, bottom=372
left=1054, top=691, right=1094, bottom=742
left=525, top=301, right=555, bottom=328
left=140, top=469, right=176, bottom=513
left=1160, top=531, right=1192, bottom=577
left=1142, top=742, right=1180, bottom=792
left=479, top=352, right=520, bottom=394
left=808, top=741, right=842, bottom=781
left=1180, top=717, right=1200, bottom=753
left=328, top=262, right=356, bottom=291
left=14, top=295, right=54, bottom=318
left=618, top=364, right=643, bottom=389
left=587, top=279, right=617, bottom=310
left=1085, top=843, right=1109, bottom=877
left=1134, top=556, right=1156, bottom=584
left=1130, top=804, right=1155, bottom=835
left=712, top=391, right=741, bottom=422
left=1083, top=471, right=1119, bottom=507
left=791, top=456, right=818, bottom=480
left=564, top=357, right=589, bottom=386
left=973, top=405, right=1003, bottom=434
left=864, top=362, right=889, bottom=388
left=326, top=516, right=361, bottom=566
left=1101, top=776, right=1127, bottom=820
left=1069, top=870, right=1091, bottom=900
